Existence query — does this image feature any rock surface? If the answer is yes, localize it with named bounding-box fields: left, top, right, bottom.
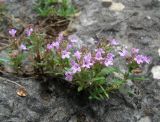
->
left=0, top=0, right=160, bottom=122
left=6, top=0, right=36, bottom=23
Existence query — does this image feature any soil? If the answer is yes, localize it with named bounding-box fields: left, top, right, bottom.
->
left=0, top=0, right=160, bottom=122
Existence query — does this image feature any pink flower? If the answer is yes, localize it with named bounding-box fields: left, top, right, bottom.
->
left=25, top=28, right=33, bottom=36
left=9, top=29, right=17, bottom=37
left=70, top=60, right=81, bottom=73
left=134, top=55, right=144, bottom=64
left=109, top=39, right=119, bottom=45
left=66, top=44, right=72, bottom=50
left=68, top=35, right=78, bottom=43
left=57, top=32, right=64, bottom=42
left=62, top=50, right=71, bottom=59
left=107, top=53, right=115, bottom=59
left=143, top=56, right=151, bottom=64
left=95, top=48, right=105, bottom=54
left=20, top=44, right=27, bottom=51
left=65, top=71, right=73, bottom=81
left=52, top=41, right=60, bottom=50
left=47, top=43, right=53, bottom=50
left=119, top=49, right=128, bottom=57
left=131, top=48, right=139, bottom=54
left=104, top=53, right=114, bottom=66
left=95, top=51, right=103, bottom=61
left=134, top=55, right=151, bottom=64
left=47, top=41, right=60, bottom=50
left=104, top=60, right=113, bottom=66
left=82, top=53, right=94, bottom=69
left=74, top=51, right=81, bottom=60
left=95, top=48, right=105, bottom=61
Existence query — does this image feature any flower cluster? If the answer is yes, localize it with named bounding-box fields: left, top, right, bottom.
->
left=7, top=28, right=151, bottom=100
left=118, top=47, right=151, bottom=64
left=45, top=34, right=151, bottom=82
left=9, top=28, right=34, bottom=51
left=45, top=34, right=116, bottom=81
left=25, top=27, right=33, bottom=37
left=64, top=49, right=116, bottom=81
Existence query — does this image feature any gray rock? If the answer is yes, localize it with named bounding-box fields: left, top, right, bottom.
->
left=152, top=0, right=160, bottom=7
left=0, top=105, right=11, bottom=118
left=140, top=0, right=152, bottom=6
left=0, top=0, right=160, bottom=122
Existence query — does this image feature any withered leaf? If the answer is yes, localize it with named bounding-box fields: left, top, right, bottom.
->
left=16, top=86, right=27, bottom=97
left=132, top=68, right=142, bottom=74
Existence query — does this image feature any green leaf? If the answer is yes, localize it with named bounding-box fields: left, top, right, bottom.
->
left=78, top=86, right=83, bottom=92
left=92, top=77, right=106, bottom=84
left=128, top=61, right=139, bottom=72
left=98, top=67, right=118, bottom=77
left=130, top=76, right=148, bottom=81
left=0, top=58, right=10, bottom=63
left=107, top=79, right=126, bottom=90
left=99, top=85, right=109, bottom=98
left=27, top=45, right=34, bottom=49
left=89, top=86, right=109, bottom=100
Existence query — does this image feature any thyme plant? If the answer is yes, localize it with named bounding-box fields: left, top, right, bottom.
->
left=2, top=28, right=151, bottom=100
left=35, top=0, right=76, bottom=17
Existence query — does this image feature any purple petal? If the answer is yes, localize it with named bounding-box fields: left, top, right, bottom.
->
left=109, top=39, right=119, bottom=46
left=20, top=44, right=27, bottom=51
left=9, top=29, right=17, bottom=37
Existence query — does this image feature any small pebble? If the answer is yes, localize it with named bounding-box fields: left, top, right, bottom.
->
left=146, top=16, right=151, bottom=20
left=138, top=116, right=151, bottom=122
left=109, top=2, right=125, bottom=11
left=158, top=48, right=160, bottom=56
left=101, top=0, right=112, bottom=7
left=151, top=65, right=160, bottom=80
